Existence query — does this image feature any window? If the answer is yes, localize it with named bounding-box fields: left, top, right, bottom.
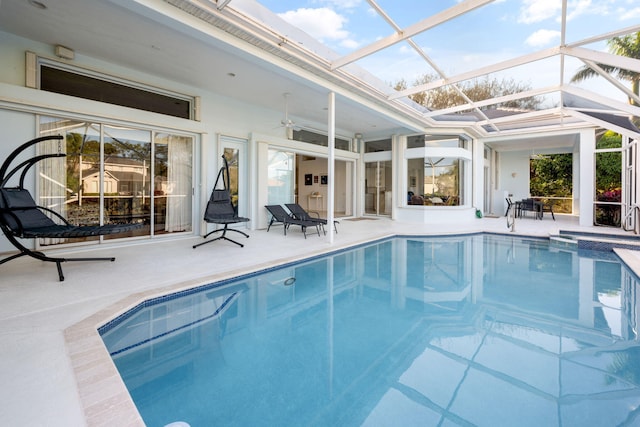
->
left=32, top=54, right=194, bottom=119
left=292, top=129, right=351, bottom=151
left=405, top=134, right=470, bottom=206
left=365, top=138, right=392, bottom=153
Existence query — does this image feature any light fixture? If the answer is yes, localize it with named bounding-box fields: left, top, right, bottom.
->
left=54, top=45, right=74, bottom=60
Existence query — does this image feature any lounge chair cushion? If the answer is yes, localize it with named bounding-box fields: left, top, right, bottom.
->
left=1, top=188, right=57, bottom=231
left=1, top=188, right=140, bottom=238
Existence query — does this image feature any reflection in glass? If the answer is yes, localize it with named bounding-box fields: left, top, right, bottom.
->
left=223, top=147, right=239, bottom=206
left=101, top=125, right=151, bottom=239
left=407, top=157, right=461, bottom=206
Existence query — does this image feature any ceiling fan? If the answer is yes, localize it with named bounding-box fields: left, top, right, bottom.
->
left=279, top=93, right=300, bottom=137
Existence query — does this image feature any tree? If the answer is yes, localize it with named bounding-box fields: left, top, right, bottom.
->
left=595, top=131, right=622, bottom=195
left=571, top=32, right=640, bottom=107
left=394, top=74, right=543, bottom=111
left=529, top=153, right=572, bottom=197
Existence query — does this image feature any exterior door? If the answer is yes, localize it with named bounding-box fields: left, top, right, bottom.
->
left=365, top=160, right=392, bottom=216
left=623, top=136, right=638, bottom=232
left=220, top=135, right=248, bottom=222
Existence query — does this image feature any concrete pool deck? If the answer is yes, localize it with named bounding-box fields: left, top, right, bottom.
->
left=2, top=214, right=640, bottom=426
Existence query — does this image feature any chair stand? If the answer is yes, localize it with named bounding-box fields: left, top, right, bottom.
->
left=0, top=232, right=115, bottom=281
left=193, top=224, right=249, bottom=248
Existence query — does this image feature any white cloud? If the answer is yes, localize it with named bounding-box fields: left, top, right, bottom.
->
left=566, top=0, right=592, bottom=21
left=619, top=7, right=640, bottom=20
left=525, top=29, right=561, bottom=47
left=566, top=0, right=615, bottom=21
left=278, top=8, right=349, bottom=42
left=314, top=0, right=362, bottom=10
left=398, top=45, right=413, bottom=55
left=518, top=0, right=561, bottom=24
left=340, top=38, right=361, bottom=49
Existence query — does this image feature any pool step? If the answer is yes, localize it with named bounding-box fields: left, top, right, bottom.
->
left=556, top=231, right=640, bottom=251
left=549, top=235, right=578, bottom=249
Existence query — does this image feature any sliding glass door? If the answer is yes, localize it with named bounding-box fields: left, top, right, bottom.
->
left=38, top=116, right=193, bottom=246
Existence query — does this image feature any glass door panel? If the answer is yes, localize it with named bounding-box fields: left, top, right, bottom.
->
left=39, top=118, right=102, bottom=245
left=155, top=133, right=193, bottom=234
left=220, top=136, right=247, bottom=220
left=102, top=126, right=151, bottom=239
left=623, top=139, right=637, bottom=232
left=594, top=150, right=622, bottom=227
left=365, top=160, right=392, bottom=216
left=223, top=147, right=239, bottom=206
left=268, top=149, right=295, bottom=205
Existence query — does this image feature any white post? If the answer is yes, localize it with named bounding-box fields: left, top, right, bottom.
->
left=327, top=92, right=335, bottom=243
left=579, top=129, right=595, bottom=227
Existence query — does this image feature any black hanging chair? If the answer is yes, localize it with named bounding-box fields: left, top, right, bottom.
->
left=0, top=135, right=142, bottom=281
left=193, top=155, right=249, bottom=249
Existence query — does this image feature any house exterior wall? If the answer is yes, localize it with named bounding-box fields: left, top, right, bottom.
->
left=498, top=151, right=532, bottom=203
left=0, top=32, right=317, bottom=251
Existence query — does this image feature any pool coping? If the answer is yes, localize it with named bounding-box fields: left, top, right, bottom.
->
left=64, top=230, right=640, bottom=426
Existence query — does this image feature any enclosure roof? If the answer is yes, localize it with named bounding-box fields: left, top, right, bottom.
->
left=0, top=0, right=639, bottom=143
left=226, top=0, right=640, bottom=140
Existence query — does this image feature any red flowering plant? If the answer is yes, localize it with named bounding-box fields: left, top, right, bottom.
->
left=597, top=188, right=621, bottom=202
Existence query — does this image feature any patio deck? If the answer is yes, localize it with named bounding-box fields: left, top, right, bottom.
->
left=2, top=214, right=640, bottom=426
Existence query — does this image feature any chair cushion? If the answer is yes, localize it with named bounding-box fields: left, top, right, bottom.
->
left=0, top=188, right=57, bottom=232
left=204, top=199, right=239, bottom=222
left=211, top=189, right=231, bottom=202
left=1, top=188, right=37, bottom=209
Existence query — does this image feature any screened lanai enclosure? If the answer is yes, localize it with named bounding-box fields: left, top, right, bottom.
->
left=0, top=0, right=639, bottom=254
left=3, top=1, right=640, bottom=427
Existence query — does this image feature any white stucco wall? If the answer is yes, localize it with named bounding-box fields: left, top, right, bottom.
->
left=0, top=31, right=364, bottom=253
left=498, top=151, right=532, bottom=203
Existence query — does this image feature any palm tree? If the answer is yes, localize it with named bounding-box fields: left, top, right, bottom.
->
left=571, top=32, right=640, bottom=106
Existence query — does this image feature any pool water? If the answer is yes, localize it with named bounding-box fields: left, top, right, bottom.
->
left=100, top=234, right=640, bottom=426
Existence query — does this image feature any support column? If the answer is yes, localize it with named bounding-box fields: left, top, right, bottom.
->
left=327, top=92, right=335, bottom=243
left=579, top=129, right=595, bottom=227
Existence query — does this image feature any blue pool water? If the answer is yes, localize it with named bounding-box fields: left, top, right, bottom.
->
left=100, top=234, right=640, bottom=427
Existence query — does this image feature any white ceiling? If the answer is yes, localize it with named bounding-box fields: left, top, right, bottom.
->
left=0, top=0, right=417, bottom=139
left=1, top=0, right=639, bottom=149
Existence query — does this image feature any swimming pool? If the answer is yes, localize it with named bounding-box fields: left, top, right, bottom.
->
left=100, top=234, right=640, bottom=426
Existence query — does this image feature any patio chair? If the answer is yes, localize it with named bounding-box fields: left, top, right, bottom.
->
left=0, top=135, right=142, bottom=281
left=517, top=198, right=542, bottom=219
left=264, top=205, right=320, bottom=238
left=505, top=198, right=513, bottom=217
left=284, top=203, right=338, bottom=234
left=193, top=156, right=249, bottom=248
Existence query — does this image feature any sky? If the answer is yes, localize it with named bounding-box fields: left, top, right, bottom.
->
left=255, top=0, right=639, bottom=103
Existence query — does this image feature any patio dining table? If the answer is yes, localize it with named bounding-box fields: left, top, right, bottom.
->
left=516, top=198, right=543, bottom=219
